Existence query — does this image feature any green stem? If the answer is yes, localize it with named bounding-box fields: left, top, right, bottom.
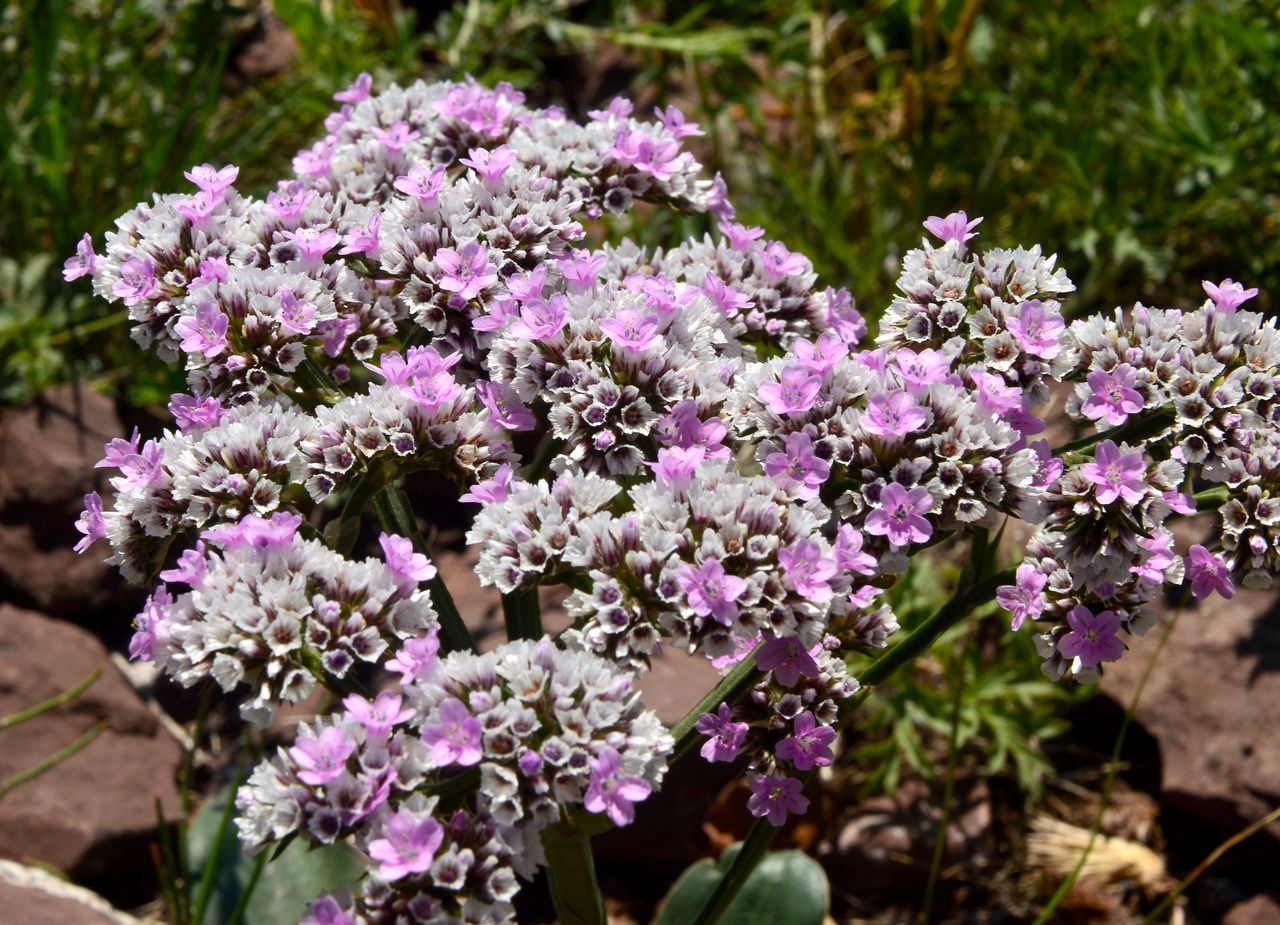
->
left=502, top=586, right=543, bottom=641
left=192, top=772, right=239, bottom=925
left=690, top=811, right=780, bottom=925
left=224, top=850, right=269, bottom=925
left=541, top=817, right=607, bottom=925
left=292, top=355, right=344, bottom=407
left=921, top=625, right=968, bottom=924
left=670, top=650, right=760, bottom=762
left=1055, top=405, right=1176, bottom=457
left=370, top=486, right=478, bottom=654
left=0, top=669, right=100, bottom=730
left=0, top=721, right=106, bottom=801
left=327, top=459, right=392, bottom=555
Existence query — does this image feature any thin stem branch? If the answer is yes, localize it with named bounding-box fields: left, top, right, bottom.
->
left=0, top=670, right=100, bottom=730
left=690, top=805, right=782, bottom=925
left=502, top=587, right=543, bottom=641
left=670, top=649, right=760, bottom=762
left=0, top=721, right=106, bottom=801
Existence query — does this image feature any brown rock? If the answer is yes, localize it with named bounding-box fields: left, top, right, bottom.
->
left=1101, top=589, right=1280, bottom=838
left=0, top=384, right=142, bottom=621
left=0, top=605, right=183, bottom=879
left=0, top=860, right=141, bottom=925
left=1224, top=894, right=1280, bottom=925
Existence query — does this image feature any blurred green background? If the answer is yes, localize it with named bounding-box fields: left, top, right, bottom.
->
left=3, top=0, right=1276, bottom=406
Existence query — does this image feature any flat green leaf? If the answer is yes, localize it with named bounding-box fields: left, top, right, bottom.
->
left=654, top=844, right=828, bottom=925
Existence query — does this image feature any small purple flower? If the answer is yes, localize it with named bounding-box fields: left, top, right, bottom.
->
left=339, top=213, right=381, bottom=258
left=174, top=190, right=221, bottom=225
left=1081, top=363, right=1144, bottom=427
left=367, top=809, right=444, bottom=881
left=370, top=121, right=421, bottom=155
left=1056, top=605, right=1124, bottom=669
left=775, top=711, right=836, bottom=771
left=996, top=563, right=1048, bottom=631
left=584, top=746, right=652, bottom=826
left=183, top=163, right=238, bottom=196
left=293, top=138, right=335, bottom=177
left=1187, top=544, right=1235, bottom=600
left=393, top=165, right=447, bottom=202
left=923, top=211, right=982, bottom=245
left=459, top=463, right=515, bottom=505
left=1080, top=440, right=1147, bottom=505
left=695, top=703, right=749, bottom=763
left=203, top=512, right=302, bottom=551
left=758, top=241, right=810, bottom=279
left=267, top=183, right=315, bottom=220
left=334, top=72, right=372, bottom=103
left=303, top=896, right=355, bottom=925
left=719, top=221, right=765, bottom=251
left=167, top=391, right=227, bottom=435
left=1132, top=530, right=1177, bottom=583
left=645, top=446, right=706, bottom=493
left=759, top=366, right=821, bottom=417
left=862, top=390, right=927, bottom=437
left=1029, top=440, right=1064, bottom=488
left=278, top=291, right=318, bottom=336
left=757, top=634, right=820, bottom=688
left=194, top=256, right=229, bottom=286
left=833, top=524, right=877, bottom=576
left=661, top=402, right=730, bottom=459
left=174, top=303, right=229, bottom=358
left=436, top=242, right=498, bottom=302
left=778, top=539, right=837, bottom=603
left=159, top=543, right=207, bottom=587
left=386, top=632, right=441, bottom=683
left=403, top=371, right=462, bottom=413
left=511, top=296, right=569, bottom=341
left=655, top=104, right=703, bottom=138
left=606, top=128, right=686, bottom=181
left=282, top=226, right=340, bottom=263
left=73, top=492, right=106, bottom=554
left=130, top=588, right=172, bottom=661
left=701, top=274, right=754, bottom=317
left=601, top=308, right=662, bottom=351
left=421, top=697, right=483, bottom=767
left=112, top=257, right=159, bottom=305
left=792, top=332, right=847, bottom=373
left=864, top=483, right=934, bottom=547
left=62, top=233, right=97, bottom=281
left=970, top=371, right=1021, bottom=417
left=763, top=432, right=830, bottom=500
left=747, top=773, right=809, bottom=826
left=1005, top=300, right=1065, bottom=359
left=894, top=348, right=950, bottom=389
left=1202, top=278, right=1259, bottom=314
left=825, top=286, right=866, bottom=344
left=460, top=145, right=518, bottom=183
left=559, top=252, right=608, bottom=291
left=476, top=380, right=536, bottom=431
left=290, top=726, right=357, bottom=786
left=678, top=559, right=749, bottom=625
left=378, top=532, right=437, bottom=587
left=343, top=691, right=416, bottom=740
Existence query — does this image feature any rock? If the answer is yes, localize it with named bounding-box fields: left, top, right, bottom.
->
left=823, top=776, right=993, bottom=901
left=1224, top=894, right=1280, bottom=925
left=0, top=384, right=142, bottom=623
left=0, top=605, right=183, bottom=882
left=1101, top=588, right=1280, bottom=838
left=0, top=860, right=141, bottom=925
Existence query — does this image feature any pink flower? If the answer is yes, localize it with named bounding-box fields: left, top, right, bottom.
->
left=421, top=697, right=483, bottom=767
left=584, top=746, right=652, bottom=826
left=183, top=163, right=238, bottom=196
left=1005, top=300, right=1065, bottom=359
left=678, top=559, right=749, bottom=625
left=646, top=446, right=706, bottom=493
left=73, top=492, right=106, bottom=554
left=659, top=402, right=730, bottom=459
left=865, top=483, right=934, bottom=547
left=1132, top=530, right=1177, bottom=583
left=1080, top=440, right=1147, bottom=505
left=159, top=544, right=207, bottom=587
left=367, top=809, right=444, bottom=881
left=174, top=303, right=229, bottom=358
left=601, top=308, right=662, bottom=351
left=510, top=296, right=569, bottom=341
left=747, top=773, right=809, bottom=826
left=778, top=538, right=837, bottom=603
left=701, top=274, right=754, bottom=317
left=293, top=138, right=335, bottom=177
left=695, top=703, right=748, bottom=763
left=476, top=380, right=535, bottom=431
left=757, top=634, right=820, bottom=687
left=370, top=121, right=420, bottom=155
left=62, top=233, right=97, bottom=281
left=386, top=632, right=441, bottom=683
left=1187, top=544, right=1234, bottom=600
left=1056, top=605, right=1124, bottom=669
left=403, top=371, right=462, bottom=414
left=174, top=190, right=222, bottom=225
left=758, top=241, right=810, bottom=279
left=1202, top=278, right=1259, bottom=314
left=460, top=463, right=515, bottom=505
left=460, top=145, right=518, bottom=183
left=435, top=242, right=498, bottom=301
left=894, top=348, right=949, bottom=389
left=970, top=370, right=1022, bottom=417
left=112, top=257, right=159, bottom=305
left=792, top=332, right=847, bottom=373
left=1081, top=364, right=1144, bottom=427
left=279, top=291, right=318, bottom=336
left=655, top=104, right=703, bottom=138
left=923, top=211, right=982, bottom=245
left=283, top=226, right=340, bottom=263
left=759, top=366, right=821, bottom=417
left=393, top=165, right=447, bottom=202
left=776, top=711, right=836, bottom=771
left=194, top=257, right=229, bottom=285
left=1030, top=440, right=1064, bottom=488
left=267, top=183, right=315, bottom=220
left=996, top=563, right=1048, bottom=631
left=833, top=524, right=877, bottom=576
left=168, top=393, right=226, bottom=433
left=606, top=128, right=687, bottom=181
left=202, top=512, right=302, bottom=551
left=763, top=432, right=830, bottom=500
left=290, top=726, right=356, bottom=785
left=718, top=221, right=765, bottom=251
left=825, top=286, right=866, bottom=344
left=304, top=897, right=355, bottom=925
left=862, top=390, right=927, bottom=437
left=378, top=532, right=437, bottom=587
left=343, top=691, right=415, bottom=740
left=339, top=213, right=381, bottom=258
left=334, top=72, right=372, bottom=103
left=130, top=589, right=172, bottom=661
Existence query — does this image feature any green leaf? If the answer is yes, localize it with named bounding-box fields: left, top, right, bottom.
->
left=654, top=844, right=828, bottom=925
left=186, top=784, right=365, bottom=925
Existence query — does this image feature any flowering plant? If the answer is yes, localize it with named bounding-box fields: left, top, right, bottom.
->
left=67, top=74, right=1270, bottom=924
